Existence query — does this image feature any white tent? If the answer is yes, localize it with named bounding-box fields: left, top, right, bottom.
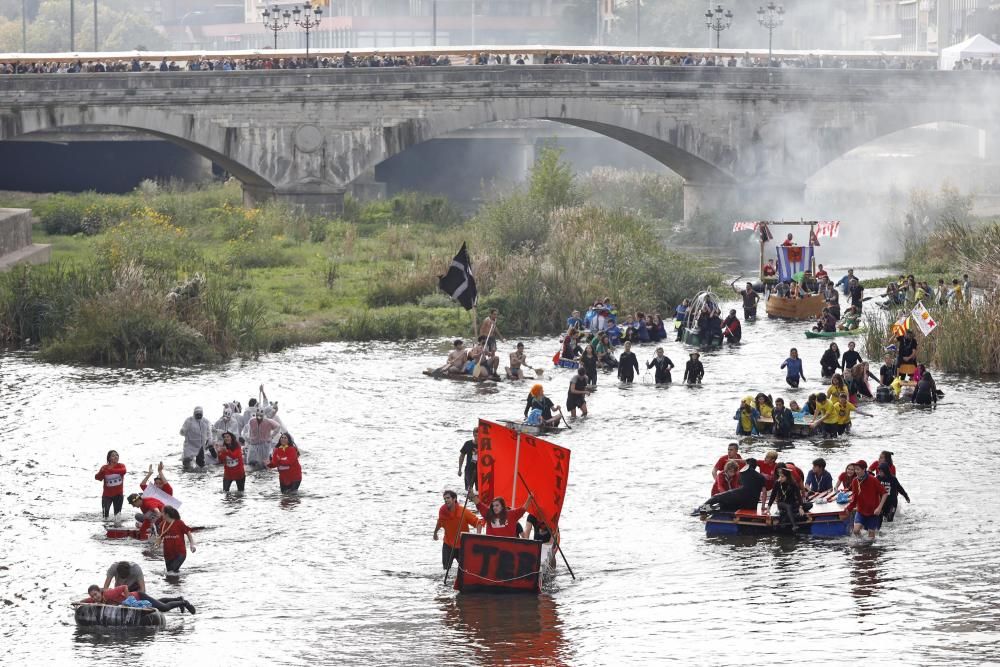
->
left=940, top=34, right=1000, bottom=70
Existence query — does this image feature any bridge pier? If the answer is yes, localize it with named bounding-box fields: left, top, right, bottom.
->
left=243, top=184, right=346, bottom=217
left=683, top=180, right=806, bottom=221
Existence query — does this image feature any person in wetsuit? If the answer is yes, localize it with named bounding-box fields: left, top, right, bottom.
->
left=722, top=309, right=742, bottom=345
left=911, top=371, right=938, bottom=405
left=876, top=463, right=910, bottom=523
left=646, top=347, right=675, bottom=384
left=684, top=352, right=704, bottom=384
left=820, top=343, right=842, bottom=379
left=702, top=458, right=767, bottom=512
left=618, top=341, right=639, bottom=384
left=581, top=344, right=599, bottom=387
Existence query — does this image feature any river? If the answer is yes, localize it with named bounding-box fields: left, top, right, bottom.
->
left=1, top=290, right=998, bottom=665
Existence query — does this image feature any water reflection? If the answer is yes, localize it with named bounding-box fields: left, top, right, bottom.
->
left=850, top=546, right=883, bottom=614
left=442, top=594, right=568, bottom=667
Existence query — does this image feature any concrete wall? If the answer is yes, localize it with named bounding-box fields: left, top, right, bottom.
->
left=0, top=208, right=50, bottom=270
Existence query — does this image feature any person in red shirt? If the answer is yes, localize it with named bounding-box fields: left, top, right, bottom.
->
left=758, top=450, right=779, bottom=491
left=95, top=450, right=126, bottom=520
left=217, top=432, right=246, bottom=493
left=81, top=584, right=194, bottom=614
left=815, top=263, right=829, bottom=281
left=712, top=442, right=744, bottom=481
left=762, top=259, right=777, bottom=277
left=846, top=461, right=888, bottom=539
left=434, top=490, right=479, bottom=570
left=835, top=463, right=857, bottom=491
left=156, top=506, right=196, bottom=574
left=712, top=460, right=742, bottom=495
left=782, top=233, right=795, bottom=246
left=868, top=451, right=896, bottom=476
left=139, top=462, right=174, bottom=497
left=127, top=493, right=164, bottom=539
left=781, top=461, right=807, bottom=493
left=471, top=492, right=532, bottom=538
left=268, top=433, right=302, bottom=493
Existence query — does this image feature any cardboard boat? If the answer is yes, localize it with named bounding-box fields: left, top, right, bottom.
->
left=702, top=494, right=853, bottom=537
left=454, top=533, right=545, bottom=593
left=766, top=293, right=826, bottom=320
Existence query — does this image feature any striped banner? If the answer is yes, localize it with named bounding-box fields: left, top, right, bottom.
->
left=775, top=245, right=815, bottom=282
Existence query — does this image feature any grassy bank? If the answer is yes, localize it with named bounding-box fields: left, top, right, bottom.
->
left=859, top=186, right=1000, bottom=375
left=0, top=153, right=720, bottom=366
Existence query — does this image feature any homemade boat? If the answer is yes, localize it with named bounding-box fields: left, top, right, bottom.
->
left=766, top=293, right=825, bottom=320
left=454, top=419, right=572, bottom=594
left=551, top=354, right=580, bottom=370
left=702, top=492, right=853, bottom=537
left=804, top=327, right=867, bottom=339
left=73, top=603, right=165, bottom=627
left=422, top=369, right=499, bottom=383
left=679, top=290, right=724, bottom=348
left=750, top=413, right=819, bottom=438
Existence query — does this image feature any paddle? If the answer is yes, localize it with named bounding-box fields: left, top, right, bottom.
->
left=517, top=472, right=575, bottom=580
left=442, top=490, right=474, bottom=586
left=472, top=318, right=496, bottom=379
left=560, top=411, right=573, bottom=430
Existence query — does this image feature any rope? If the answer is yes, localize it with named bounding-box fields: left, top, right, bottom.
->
left=454, top=564, right=542, bottom=584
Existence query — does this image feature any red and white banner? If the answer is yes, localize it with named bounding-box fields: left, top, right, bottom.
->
left=732, top=221, right=840, bottom=238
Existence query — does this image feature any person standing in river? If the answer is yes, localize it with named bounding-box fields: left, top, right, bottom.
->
left=733, top=282, right=760, bottom=321
left=458, top=428, right=478, bottom=493
left=567, top=367, right=590, bottom=417
left=268, top=433, right=302, bottom=493
left=180, top=406, right=212, bottom=469
left=95, top=450, right=127, bottom=521
left=646, top=347, right=675, bottom=384
left=781, top=348, right=806, bottom=388
left=434, top=490, right=478, bottom=571
left=684, top=352, right=704, bottom=384
left=618, top=341, right=639, bottom=384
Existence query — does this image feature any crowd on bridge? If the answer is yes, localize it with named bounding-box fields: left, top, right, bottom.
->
left=3, top=50, right=999, bottom=75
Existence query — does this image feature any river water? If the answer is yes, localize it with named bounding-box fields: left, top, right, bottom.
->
left=1, top=292, right=998, bottom=665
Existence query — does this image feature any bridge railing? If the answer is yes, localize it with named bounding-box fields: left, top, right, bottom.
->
left=3, top=44, right=985, bottom=74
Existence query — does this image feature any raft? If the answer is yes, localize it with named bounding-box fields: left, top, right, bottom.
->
left=804, top=327, right=867, bottom=339
left=748, top=413, right=818, bottom=438
left=74, top=603, right=165, bottom=627
left=703, top=496, right=852, bottom=537
left=679, top=327, right=722, bottom=349
left=422, top=369, right=498, bottom=383
left=765, top=293, right=825, bottom=320
left=454, top=533, right=545, bottom=594
left=553, top=357, right=580, bottom=370
left=499, top=420, right=566, bottom=436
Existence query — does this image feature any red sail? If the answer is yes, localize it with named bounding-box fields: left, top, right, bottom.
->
left=477, top=419, right=571, bottom=529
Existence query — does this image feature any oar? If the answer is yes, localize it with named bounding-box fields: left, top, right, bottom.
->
left=516, top=472, right=575, bottom=580
left=443, top=490, right=475, bottom=586
left=560, top=412, right=573, bottom=430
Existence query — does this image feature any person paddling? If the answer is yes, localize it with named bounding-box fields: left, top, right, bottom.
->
left=95, top=450, right=126, bottom=522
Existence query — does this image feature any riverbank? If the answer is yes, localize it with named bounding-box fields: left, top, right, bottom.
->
left=0, top=155, right=720, bottom=366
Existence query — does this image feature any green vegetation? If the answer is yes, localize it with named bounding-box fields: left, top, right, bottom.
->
left=0, top=150, right=720, bottom=367
left=860, top=185, right=1000, bottom=375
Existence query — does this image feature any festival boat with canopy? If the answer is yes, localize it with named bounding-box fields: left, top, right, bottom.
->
left=452, top=419, right=573, bottom=594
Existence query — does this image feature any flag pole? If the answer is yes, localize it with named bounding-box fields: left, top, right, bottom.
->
left=517, top=472, right=575, bottom=580
left=471, top=306, right=478, bottom=341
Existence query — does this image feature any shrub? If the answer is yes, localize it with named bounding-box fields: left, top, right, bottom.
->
left=365, top=265, right=439, bottom=307
left=473, top=192, right=548, bottom=252
left=0, top=262, right=110, bottom=344
left=528, top=145, right=582, bottom=213
left=94, top=208, right=202, bottom=273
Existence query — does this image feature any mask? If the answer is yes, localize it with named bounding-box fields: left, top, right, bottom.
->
left=194, top=413, right=203, bottom=419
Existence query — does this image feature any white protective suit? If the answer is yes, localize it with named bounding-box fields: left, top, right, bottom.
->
left=242, top=414, right=282, bottom=466
left=180, top=414, right=212, bottom=463
left=213, top=409, right=243, bottom=446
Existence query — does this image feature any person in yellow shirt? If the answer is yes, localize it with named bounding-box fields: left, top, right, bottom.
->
left=826, top=374, right=848, bottom=400
left=811, top=392, right=870, bottom=436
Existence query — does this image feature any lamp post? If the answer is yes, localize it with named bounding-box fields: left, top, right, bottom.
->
left=69, top=0, right=75, bottom=51
left=21, top=0, right=27, bottom=52
left=756, top=2, right=784, bottom=65
left=292, top=3, right=323, bottom=56
left=432, top=0, right=437, bottom=46
left=93, top=0, right=98, bottom=50
left=262, top=5, right=292, bottom=50
left=704, top=4, right=733, bottom=49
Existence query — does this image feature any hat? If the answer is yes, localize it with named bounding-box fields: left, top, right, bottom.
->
left=690, top=352, right=700, bottom=358
left=127, top=493, right=141, bottom=504
left=855, top=459, right=867, bottom=469
left=194, top=406, right=203, bottom=412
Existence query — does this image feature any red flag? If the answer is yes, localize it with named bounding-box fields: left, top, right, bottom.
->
left=787, top=246, right=803, bottom=263
left=477, top=420, right=572, bottom=529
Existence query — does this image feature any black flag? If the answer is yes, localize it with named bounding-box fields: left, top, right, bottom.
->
left=438, top=242, right=477, bottom=310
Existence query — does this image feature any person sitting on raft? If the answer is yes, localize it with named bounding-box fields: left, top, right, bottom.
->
left=566, top=310, right=584, bottom=331
left=734, top=399, right=760, bottom=436
left=524, top=384, right=562, bottom=427
left=684, top=352, right=704, bottom=385
left=467, top=335, right=501, bottom=379
left=561, top=328, right=583, bottom=361
left=813, top=307, right=838, bottom=333
left=618, top=341, right=639, bottom=384
left=712, top=460, right=742, bottom=495
left=838, top=306, right=861, bottom=331
left=126, top=493, right=164, bottom=538
left=805, top=458, right=833, bottom=498
left=701, top=458, right=768, bottom=513
left=765, top=467, right=805, bottom=530
left=820, top=343, right=842, bottom=379
left=81, top=584, right=195, bottom=615
left=712, top=442, right=744, bottom=481
left=647, top=347, right=674, bottom=384
left=438, top=339, right=469, bottom=375
left=471, top=492, right=533, bottom=538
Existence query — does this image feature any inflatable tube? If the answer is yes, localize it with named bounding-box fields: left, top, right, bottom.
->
left=74, top=603, right=165, bottom=627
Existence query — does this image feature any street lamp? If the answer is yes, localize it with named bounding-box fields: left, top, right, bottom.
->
left=262, top=5, right=292, bottom=50
left=705, top=4, right=733, bottom=49
left=93, top=0, right=98, bottom=51
left=756, top=2, right=784, bottom=66
left=292, top=3, right=323, bottom=57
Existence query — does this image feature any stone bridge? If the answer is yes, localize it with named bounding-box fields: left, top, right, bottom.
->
left=2, top=66, right=998, bottom=218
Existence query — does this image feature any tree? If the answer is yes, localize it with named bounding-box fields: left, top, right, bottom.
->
left=528, top=146, right=582, bottom=214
